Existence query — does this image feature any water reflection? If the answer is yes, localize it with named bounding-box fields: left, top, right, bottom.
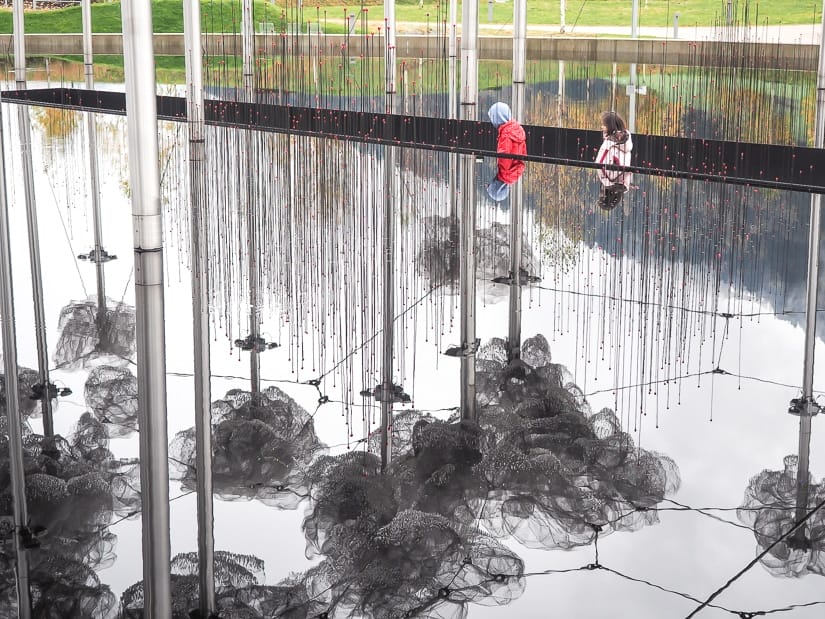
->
left=0, top=413, right=119, bottom=616
left=121, top=551, right=306, bottom=618
left=170, top=387, right=325, bottom=508
left=738, top=455, right=825, bottom=578
left=84, top=366, right=139, bottom=438
left=54, top=298, right=136, bottom=370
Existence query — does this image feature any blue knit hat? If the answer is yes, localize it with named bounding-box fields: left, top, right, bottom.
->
left=487, top=177, right=510, bottom=202
left=488, top=102, right=512, bottom=128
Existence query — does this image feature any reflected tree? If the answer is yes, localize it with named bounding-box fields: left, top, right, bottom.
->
left=120, top=551, right=315, bottom=618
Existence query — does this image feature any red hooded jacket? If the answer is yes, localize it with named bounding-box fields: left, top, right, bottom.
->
left=496, top=119, right=527, bottom=184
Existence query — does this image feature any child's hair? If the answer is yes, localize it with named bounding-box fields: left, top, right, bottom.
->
left=601, top=111, right=627, bottom=136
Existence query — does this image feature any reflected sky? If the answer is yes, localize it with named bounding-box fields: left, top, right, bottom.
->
left=1, top=66, right=825, bottom=618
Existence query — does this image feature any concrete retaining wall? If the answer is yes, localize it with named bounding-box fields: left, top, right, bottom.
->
left=0, top=34, right=816, bottom=70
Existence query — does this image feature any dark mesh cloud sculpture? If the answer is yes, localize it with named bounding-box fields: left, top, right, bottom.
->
left=738, top=455, right=825, bottom=577
left=84, top=365, right=139, bottom=438
left=53, top=298, right=136, bottom=369
left=170, top=386, right=325, bottom=508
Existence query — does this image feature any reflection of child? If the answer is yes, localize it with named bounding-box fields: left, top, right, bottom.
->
left=487, top=102, right=527, bottom=202
left=596, top=110, right=633, bottom=211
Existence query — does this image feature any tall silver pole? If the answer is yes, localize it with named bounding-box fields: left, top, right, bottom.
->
left=380, top=0, right=397, bottom=472
left=0, top=78, right=32, bottom=619
left=121, top=0, right=172, bottom=613
left=793, top=0, right=825, bottom=539
left=507, top=0, right=526, bottom=362
left=447, top=0, right=458, bottom=224
left=81, top=0, right=107, bottom=320
left=241, top=0, right=261, bottom=394
left=12, top=0, right=54, bottom=437
left=459, top=0, right=478, bottom=420
left=183, top=0, right=215, bottom=612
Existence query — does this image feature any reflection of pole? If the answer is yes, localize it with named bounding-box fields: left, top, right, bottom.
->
left=0, top=77, right=31, bottom=619
left=448, top=0, right=457, bottom=219
left=792, top=0, right=825, bottom=540
left=628, top=0, right=639, bottom=132
left=121, top=0, right=172, bottom=613
left=81, top=0, right=106, bottom=320
left=241, top=0, right=261, bottom=394
left=13, top=0, right=53, bottom=437
left=459, top=0, right=478, bottom=420
left=183, top=0, right=215, bottom=613
left=380, top=0, right=397, bottom=472
left=507, top=0, right=526, bottom=361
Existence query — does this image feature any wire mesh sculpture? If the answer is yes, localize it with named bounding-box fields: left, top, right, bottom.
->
left=169, top=386, right=325, bottom=508
left=84, top=365, right=139, bottom=438
left=738, top=455, right=825, bottom=578
left=0, top=413, right=118, bottom=616
left=0, top=366, right=41, bottom=421
left=53, top=298, right=136, bottom=370
left=473, top=334, right=681, bottom=549
left=416, top=216, right=538, bottom=300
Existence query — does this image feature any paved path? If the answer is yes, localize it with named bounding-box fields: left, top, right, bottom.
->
left=395, top=21, right=822, bottom=45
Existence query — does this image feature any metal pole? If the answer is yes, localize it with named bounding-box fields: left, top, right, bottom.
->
left=12, top=0, right=54, bottom=437
left=448, top=0, right=458, bottom=219
left=0, top=73, right=32, bottom=619
left=560, top=0, right=566, bottom=33
left=81, top=0, right=107, bottom=323
left=121, top=0, right=172, bottom=613
left=459, top=0, right=478, bottom=420
left=380, top=0, right=397, bottom=472
left=241, top=0, right=261, bottom=394
left=507, top=0, right=526, bottom=362
left=183, top=0, right=215, bottom=613
left=793, top=0, right=825, bottom=539
left=628, top=0, right=639, bottom=133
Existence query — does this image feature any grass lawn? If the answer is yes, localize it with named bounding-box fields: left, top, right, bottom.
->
left=0, top=0, right=819, bottom=35
left=4, top=1, right=819, bottom=82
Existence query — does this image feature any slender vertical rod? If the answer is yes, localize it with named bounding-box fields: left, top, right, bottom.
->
left=183, top=0, right=215, bottom=612
left=794, top=0, right=825, bottom=532
left=447, top=0, right=458, bottom=220
left=13, top=0, right=53, bottom=437
left=629, top=0, right=640, bottom=133
left=507, top=0, right=526, bottom=362
left=241, top=0, right=260, bottom=394
left=81, top=0, right=106, bottom=319
left=121, top=0, right=172, bottom=613
left=560, top=0, right=566, bottom=33
left=380, top=0, right=397, bottom=471
left=459, top=0, right=478, bottom=421
left=0, top=73, right=31, bottom=619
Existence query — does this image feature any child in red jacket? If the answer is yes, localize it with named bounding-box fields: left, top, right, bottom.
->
left=487, top=102, right=527, bottom=202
